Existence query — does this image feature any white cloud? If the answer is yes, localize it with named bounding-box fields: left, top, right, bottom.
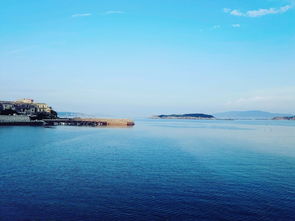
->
left=226, top=95, right=295, bottom=111
left=213, top=25, right=221, bottom=29
left=232, top=24, right=241, bottom=28
left=230, top=9, right=244, bottom=16
left=104, top=10, right=125, bottom=15
left=223, top=8, right=231, bottom=13
left=72, top=13, right=92, bottom=18
left=224, top=5, right=293, bottom=17
left=225, top=87, right=295, bottom=113
left=247, top=5, right=292, bottom=17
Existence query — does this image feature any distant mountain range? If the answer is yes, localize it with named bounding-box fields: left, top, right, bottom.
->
left=58, top=112, right=94, bottom=118
left=214, top=111, right=292, bottom=120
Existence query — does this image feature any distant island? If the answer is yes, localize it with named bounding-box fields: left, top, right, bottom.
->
left=152, top=113, right=215, bottom=119
left=152, top=111, right=295, bottom=121
left=272, top=116, right=295, bottom=120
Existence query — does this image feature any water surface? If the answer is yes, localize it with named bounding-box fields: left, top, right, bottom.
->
left=1, top=120, right=295, bottom=221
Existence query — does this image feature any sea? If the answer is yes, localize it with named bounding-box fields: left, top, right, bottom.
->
left=1, top=119, right=295, bottom=221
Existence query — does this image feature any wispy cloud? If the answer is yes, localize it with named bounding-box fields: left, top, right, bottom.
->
left=232, top=24, right=241, bottom=28
left=225, top=87, right=295, bottom=112
left=224, top=5, right=293, bottom=17
left=226, top=95, right=295, bottom=111
left=104, top=10, right=125, bottom=15
left=8, top=45, right=38, bottom=55
left=72, top=13, right=92, bottom=18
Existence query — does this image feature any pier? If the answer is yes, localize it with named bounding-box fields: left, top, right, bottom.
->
left=0, top=116, right=135, bottom=127
left=44, top=118, right=135, bottom=127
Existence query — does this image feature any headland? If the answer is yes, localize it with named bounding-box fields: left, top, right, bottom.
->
left=0, top=99, right=134, bottom=127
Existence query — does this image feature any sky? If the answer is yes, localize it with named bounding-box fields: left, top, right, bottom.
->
left=0, top=0, right=294, bottom=117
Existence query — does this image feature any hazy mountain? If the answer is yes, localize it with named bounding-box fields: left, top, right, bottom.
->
left=58, top=112, right=94, bottom=118
left=214, top=111, right=292, bottom=120
left=58, top=112, right=115, bottom=118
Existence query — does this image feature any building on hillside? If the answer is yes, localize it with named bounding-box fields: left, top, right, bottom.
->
left=34, top=103, right=51, bottom=113
left=0, top=99, right=57, bottom=119
left=16, top=98, right=34, bottom=104
left=14, top=103, right=37, bottom=115
left=0, top=102, right=15, bottom=111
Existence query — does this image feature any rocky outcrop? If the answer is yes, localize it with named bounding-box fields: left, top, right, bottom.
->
left=272, top=116, right=295, bottom=120
left=152, top=113, right=215, bottom=119
left=0, top=99, right=57, bottom=119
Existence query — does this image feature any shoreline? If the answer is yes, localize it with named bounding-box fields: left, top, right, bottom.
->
left=0, top=116, right=135, bottom=127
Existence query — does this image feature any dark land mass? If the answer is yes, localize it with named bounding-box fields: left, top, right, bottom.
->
left=153, top=113, right=215, bottom=119
left=273, top=116, right=295, bottom=120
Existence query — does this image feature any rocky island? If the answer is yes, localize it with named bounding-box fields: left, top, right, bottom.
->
left=272, top=116, right=295, bottom=120
left=0, top=99, right=134, bottom=127
left=152, top=113, right=215, bottom=119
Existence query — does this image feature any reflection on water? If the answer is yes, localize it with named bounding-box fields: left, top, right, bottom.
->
left=0, top=120, right=295, bottom=221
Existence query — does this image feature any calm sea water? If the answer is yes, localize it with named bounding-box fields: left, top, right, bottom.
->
left=1, top=119, right=295, bottom=221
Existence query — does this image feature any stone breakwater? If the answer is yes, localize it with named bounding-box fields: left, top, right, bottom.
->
left=44, top=118, right=135, bottom=127
left=75, top=118, right=135, bottom=127
left=0, top=116, right=135, bottom=127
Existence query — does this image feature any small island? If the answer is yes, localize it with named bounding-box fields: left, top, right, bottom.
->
left=272, top=116, right=295, bottom=120
left=152, top=113, right=215, bottom=120
left=0, top=99, right=134, bottom=127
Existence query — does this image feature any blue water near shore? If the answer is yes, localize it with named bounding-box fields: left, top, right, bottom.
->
left=1, top=119, right=295, bottom=221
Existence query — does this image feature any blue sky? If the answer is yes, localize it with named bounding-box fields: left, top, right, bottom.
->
left=0, top=0, right=294, bottom=116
